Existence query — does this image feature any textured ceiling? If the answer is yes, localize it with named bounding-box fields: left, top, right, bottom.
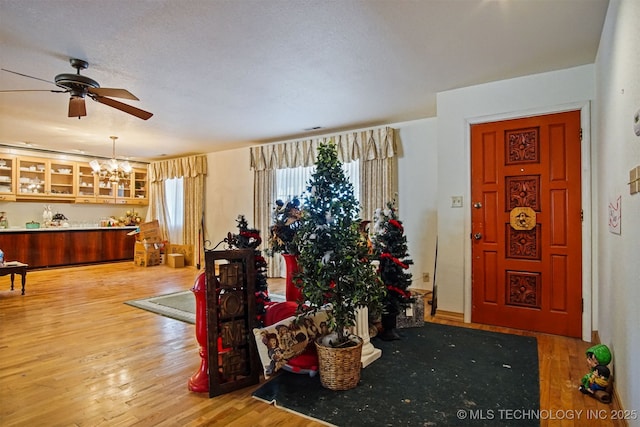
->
left=0, top=0, right=609, bottom=161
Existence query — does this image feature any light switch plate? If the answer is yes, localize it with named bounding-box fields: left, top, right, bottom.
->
left=631, top=166, right=640, bottom=195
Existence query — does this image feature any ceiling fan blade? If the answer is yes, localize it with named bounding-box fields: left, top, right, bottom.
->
left=88, top=87, right=139, bottom=101
left=1, top=68, right=55, bottom=85
left=92, top=96, right=153, bottom=120
left=68, top=96, right=87, bottom=118
left=0, top=89, right=66, bottom=94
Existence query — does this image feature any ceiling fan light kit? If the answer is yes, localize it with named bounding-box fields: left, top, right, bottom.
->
left=1, top=58, right=153, bottom=120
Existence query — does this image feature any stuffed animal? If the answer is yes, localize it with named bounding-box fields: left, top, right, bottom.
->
left=579, top=344, right=613, bottom=403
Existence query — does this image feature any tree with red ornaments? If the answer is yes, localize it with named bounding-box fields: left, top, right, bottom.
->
left=372, top=201, right=414, bottom=340
left=227, top=214, right=270, bottom=327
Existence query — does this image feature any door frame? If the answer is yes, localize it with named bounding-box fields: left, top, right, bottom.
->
left=462, top=102, right=593, bottom=342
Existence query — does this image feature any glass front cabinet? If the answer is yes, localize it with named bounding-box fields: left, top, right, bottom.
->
left=16, top=157, right=77, bottom=200
left=0, top=156, right=16, bottom=201
left=0, top=152, right=148, bottom=205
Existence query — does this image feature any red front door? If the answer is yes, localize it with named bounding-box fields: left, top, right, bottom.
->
left=470, top=111, right=582, bottom=337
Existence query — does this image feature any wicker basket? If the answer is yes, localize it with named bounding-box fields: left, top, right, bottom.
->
left=314, top=335, right=363, bottom=390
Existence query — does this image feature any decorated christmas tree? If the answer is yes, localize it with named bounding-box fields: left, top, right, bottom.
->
left=227, top=215, right=270, bottom=327
left=295, top=142, right=385, bottom=346
left=267, top=197, right=302, bottom=256
left=372, top=201, right=414, bottom=340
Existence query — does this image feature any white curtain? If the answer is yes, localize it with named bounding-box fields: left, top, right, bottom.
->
left=164, top=177, right=184, bottom=243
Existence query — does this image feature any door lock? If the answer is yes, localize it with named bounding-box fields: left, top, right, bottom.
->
left=473, top=233, right=482, bottom=240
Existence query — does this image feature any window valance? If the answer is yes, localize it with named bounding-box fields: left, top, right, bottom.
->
left=250, top=126, right=395, bottom=171
left=148, top=154, right=208, bottom=182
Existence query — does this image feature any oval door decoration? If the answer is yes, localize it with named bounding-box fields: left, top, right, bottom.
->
left=509, top=206, right=537, bottom=231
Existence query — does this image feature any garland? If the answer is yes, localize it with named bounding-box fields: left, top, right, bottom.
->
left=389, top=219, right=404, bottom=232
left=380, top=252, right=409, bottom=269
left=386, top=284, right=412, bottom=298
left=240, top=230, right=262, bottom=246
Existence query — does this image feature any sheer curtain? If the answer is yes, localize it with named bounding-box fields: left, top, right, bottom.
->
left=251, top=126, right=395, bottom=277
left=276, top=162, right=359, bottom=202
left=164, top=177, right=184, bottom=243
left=148, top=155, right=207, bottom=267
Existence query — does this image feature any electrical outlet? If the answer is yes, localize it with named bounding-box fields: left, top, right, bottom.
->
left=422, top=272, right=430, bottom=282
left=451, top=196, right=463, bottom=208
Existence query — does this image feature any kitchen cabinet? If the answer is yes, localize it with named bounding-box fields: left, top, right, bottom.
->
left=131, top=168, right=149, bottom=204
left=76, top=163, right=97, bottom=203
left=0, top=156, right=17, bottom=201
left=16, top=157, right=77, bottom=200
left=75, top=162, right=149, bottom=205
left=0, top=149, right=148, bottom=205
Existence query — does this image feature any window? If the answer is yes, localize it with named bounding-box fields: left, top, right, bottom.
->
left=275, top=160, right=359, bottom=202
left=164, top=177, right=184, bottom=243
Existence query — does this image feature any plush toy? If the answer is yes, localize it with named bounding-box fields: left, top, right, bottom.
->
left=579, top=344, right=613, bottom=403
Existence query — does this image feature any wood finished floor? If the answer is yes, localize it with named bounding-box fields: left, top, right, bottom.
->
left=0, top=262, right=626, bottom=426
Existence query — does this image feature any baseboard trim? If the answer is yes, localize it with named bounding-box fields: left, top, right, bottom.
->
left=431, top=310, right=464, bottom=322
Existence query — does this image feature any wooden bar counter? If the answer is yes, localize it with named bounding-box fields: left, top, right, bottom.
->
left=0, top=226, right=137, bottom=269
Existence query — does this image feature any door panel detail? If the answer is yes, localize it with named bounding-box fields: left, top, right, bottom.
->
left=506, top=271, right=541, bottom=308
left=550, top=255, right=568, bottom=312
left=484, top=252, right=498, bottom=303
left=549, top=125, right=568, bottom=181
left=507, top=225, right=541, bottom=259
left=550, top=189, right=569, bottom=246
left=506, top=127, right=540, bottom=164
left=506, top=176, right=540, bottom=210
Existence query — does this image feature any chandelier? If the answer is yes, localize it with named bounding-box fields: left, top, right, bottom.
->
left=90, top=136, right=132, bottom=184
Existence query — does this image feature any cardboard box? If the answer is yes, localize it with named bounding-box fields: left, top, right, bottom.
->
left=134, top=241, right=161, bottom=267
left=128, top=220, right=162, bottom=243
left=166, top=244, right=193, bottom=266
left=167, top=253, right=184, bottom=268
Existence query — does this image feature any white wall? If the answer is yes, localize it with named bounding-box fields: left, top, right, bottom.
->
left=0, top=201, right=144, bottom=227
left=395, top=118, right=438, bottom=291
left=203, top=149, right=254, bottom=250
left=594, top=0, right=640, bottom=418
left=436, top=65, right=595, bottom=317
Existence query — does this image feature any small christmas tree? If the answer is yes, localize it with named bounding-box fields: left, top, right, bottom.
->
left=267, top=197, right=302, bottom=256
left=372, top=201, right=414, bottom=340
left=295, top=142, right=385, bottom=347
left=227, top=215, right=270, bottom=327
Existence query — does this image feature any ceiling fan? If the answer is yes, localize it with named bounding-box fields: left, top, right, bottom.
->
left=0, top=58, right=153, bottom=120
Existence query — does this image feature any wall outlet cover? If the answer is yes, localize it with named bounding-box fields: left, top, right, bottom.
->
left=451, top=196, right=463, bottom=208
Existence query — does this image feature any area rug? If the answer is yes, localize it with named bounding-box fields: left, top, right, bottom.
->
left=125, top=291, right=286, bottom=324
left=253, top=323, right=540, bottom=427
left=125, top=290, right=197, bottom=323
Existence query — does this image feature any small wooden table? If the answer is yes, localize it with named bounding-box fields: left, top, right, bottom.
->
left=0, top=262, right=28, bottom=295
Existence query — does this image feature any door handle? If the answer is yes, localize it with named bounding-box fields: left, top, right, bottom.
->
left=473, top=233, right=482, bottom=240
left=473, top=202, right=482, bottom=209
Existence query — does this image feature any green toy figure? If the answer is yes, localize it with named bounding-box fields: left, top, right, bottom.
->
left=579, top=343, right=613, bottom=403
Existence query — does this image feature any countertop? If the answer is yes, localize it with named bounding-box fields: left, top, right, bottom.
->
left=0, top=226, right=138, bottom=233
